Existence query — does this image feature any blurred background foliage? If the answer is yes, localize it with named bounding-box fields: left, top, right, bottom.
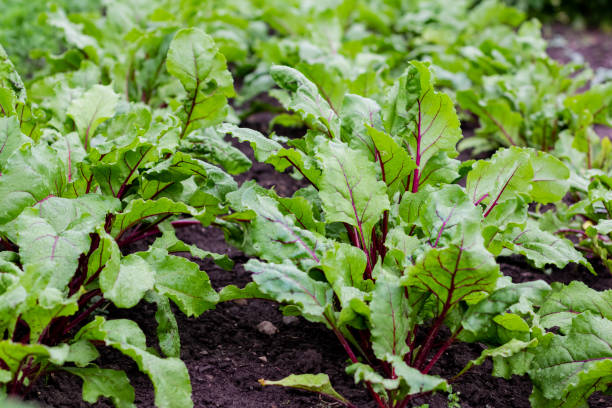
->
left=505, top=0, right=612, bottom=27
left=0, top=0, right=101, bottom=77
left=1, top=0, right=609, bottom=81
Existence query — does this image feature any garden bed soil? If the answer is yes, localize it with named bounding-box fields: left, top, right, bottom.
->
left=28, top=24, right=612, bottom=408
left=545, top=23, right=612, bottom=139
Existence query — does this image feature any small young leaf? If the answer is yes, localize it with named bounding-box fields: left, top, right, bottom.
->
left=259, top=374, right=349, bottom=405
left=67, top=85, right=119, bottom=150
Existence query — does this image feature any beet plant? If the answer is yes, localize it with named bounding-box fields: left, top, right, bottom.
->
left=222, top=62, right=611, bottom=407
left=0, top=29, right=244, bottom=407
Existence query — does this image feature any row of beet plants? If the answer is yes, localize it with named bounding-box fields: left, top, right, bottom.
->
left=26, top=0, right=612, bottom=271
left=0, top=29, right=246, bottom=407
left=221, top=62, right=612, bottom=407
left=0, top=5, right=610, bottom=408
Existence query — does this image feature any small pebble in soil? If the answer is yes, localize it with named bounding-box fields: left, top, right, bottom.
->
left=258, top=356, right=268, bottom=363
left=256, top=320, right=279, bottom=335
left=233, top=298, right=248, bottom=306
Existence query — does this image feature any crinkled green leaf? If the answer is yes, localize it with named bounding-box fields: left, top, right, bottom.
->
left=223, top=124, right=321, bottom=184
left=0, top=45, right=26, bottom=103
left=369, top=270, right=410, bottom=360
left=145, top=291, right=180, bottom=358
left=1, top=196, right=116, bottom=289
left=565, top=82, right=612, bottom=127
left=493, top=313, right=530, bottom=332
left=218, top=282, right=273, bottom=302
left=183, top=127, right=251, bottom=174
left=317, top=141, right=389, bottom=248
left=384, top=62, right=461, bottom=192
left=111, top=198, right=193, bottom=239
left=319, top=243, right=369, bottom=327
left=151, top=222, right=233, bottom=270
left=246, top=260, right=333, bottom=325
left=528, top=313, right=612, bottom=406
left=346, top=362, right=399, bottom=398
left=405, top=242, right=500, bottom=310
left=139, top=248, right=218, bottom=317
left=91, top=142, right=159, bottom=198
left=457, top=89, right=523, bottom=147
left=0, top=341, right=68, bottom=374
left=502, top=221, right=594, bottom=273
left=219, top=123, right=284, bottom=164
left=228, top=183, right=325, bottom=269
left=100, top=254, right=154, bottom=309
left=0, top=143, right=69, bottom=223
left=276, top=195, right=325, bottom=236
left=388, top=356, right=449, bottom=399
left=462, top=280, right=551, bottom=342
left=270, top=65, right=339, bottom=138
left=538, top=282, right=612, bottom=333
left=528, top=149, right=570, bottom=204
left=21, top=287, right=79, bottom=341
left=166, top=28, right=234, bottom=137
left=340, top=94, right=380, bottom=156
left=0, top=116, right=28, bottom=170
left=66, top=340, right=99, bottom=368
left=366, top=125, right=416, bottom=197
left=346, top=358, right=447, bottom=402
left=456, top=338, right=538, bottom=379
left=400, top=185, right=482, bottom=248
left=166, top=28, right=233, bottom=96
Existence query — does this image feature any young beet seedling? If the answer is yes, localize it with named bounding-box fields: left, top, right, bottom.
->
left=220, top=62, right=608, bottom=407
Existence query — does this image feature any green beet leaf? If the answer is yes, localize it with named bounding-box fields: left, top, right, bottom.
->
left=62, top=367, right=136, bottom=408
left=260, top=374, right=349, bottom=405
left=100, top=253, right=154, bottom=309
left=270, top=65, right=339, bottom=139
left=77, top=317, right=192, bottom=408
left=166, top=28, right=235, bottom=138
left=528, top=313, right=612, bottom=407
left=538, top=282, right=612, bottom=332
left=247, top=259, right=333, bottom=325
left=67, top=85, right=119, bottom=151
left=317, top=140, right=389, bottom=249
left=139, top=248, right=219, bottom=317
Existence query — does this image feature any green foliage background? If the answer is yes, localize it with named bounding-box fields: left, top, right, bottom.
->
left=0, top=0, right=101, bottom=76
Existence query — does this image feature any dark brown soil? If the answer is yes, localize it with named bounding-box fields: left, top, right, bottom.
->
left=545, top=23, right=612, bottom=70
left=27, top=23, right=612, bottom=408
